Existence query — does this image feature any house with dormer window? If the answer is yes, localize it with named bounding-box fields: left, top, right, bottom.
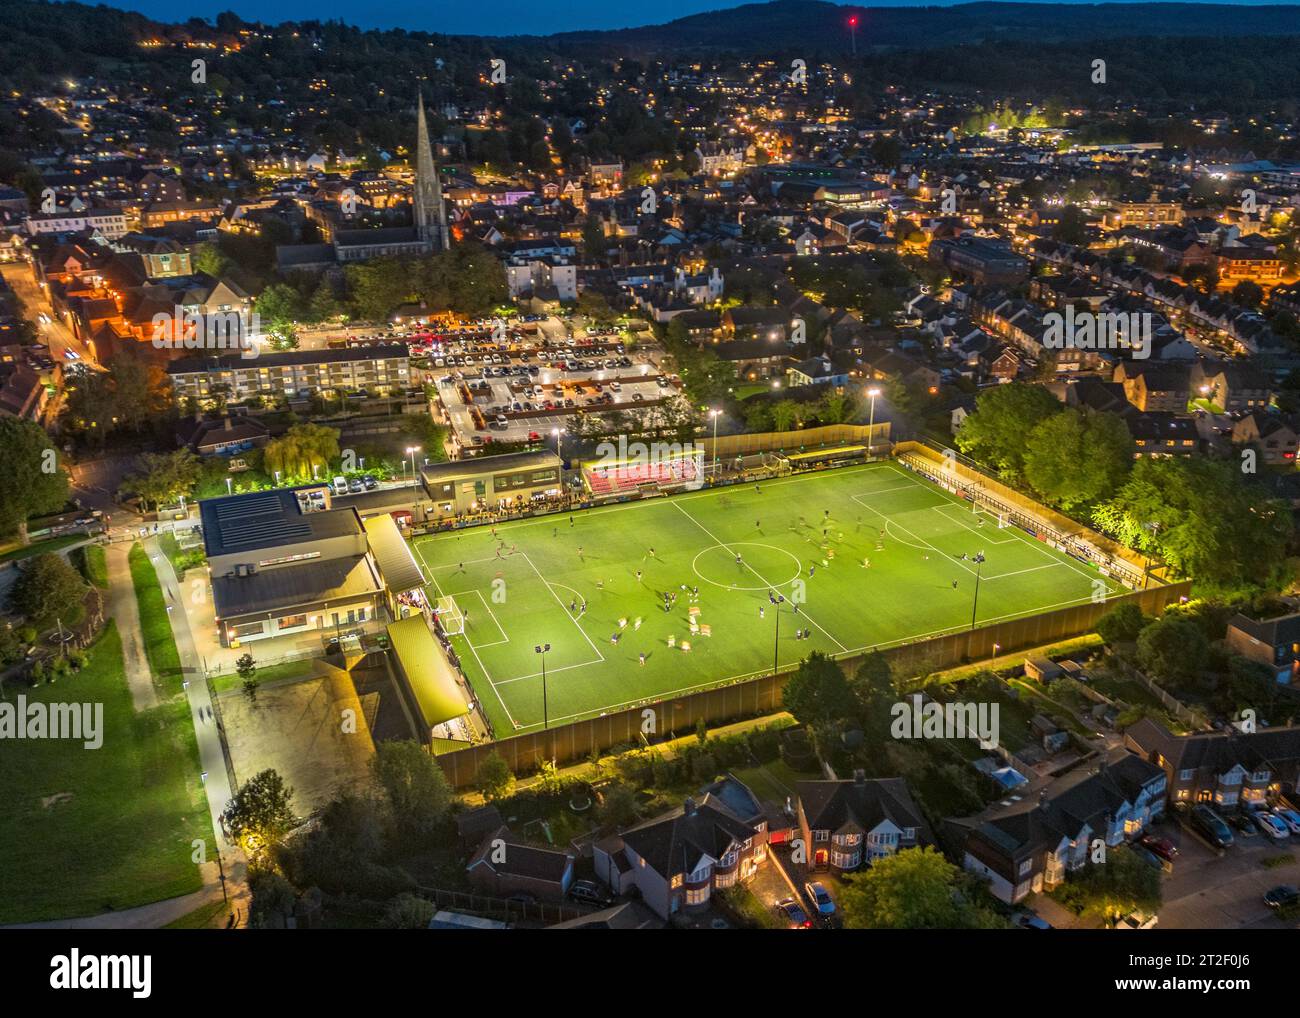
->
left=592, top=787, right=765, bottom=919
left=946, top=749, right=1165, bottom=903
left=795, top=773, right=931, bottom=873
left=1125, top=716, right=1300, bottom=806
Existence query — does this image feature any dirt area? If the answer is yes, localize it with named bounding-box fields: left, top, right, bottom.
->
left=218, top=665, right=378, bottom=814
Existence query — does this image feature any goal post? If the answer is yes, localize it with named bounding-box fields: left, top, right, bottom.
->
left=433, top=595, right=464, bottom=636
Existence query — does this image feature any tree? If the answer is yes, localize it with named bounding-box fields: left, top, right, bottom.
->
left=1137, top=614, right=1210, bottom=683
left=236, top=652, right=258, bottom=702
left=1022, top=408, right=1132, bottom=510
left=1092, top=457, right=1292, bottom=591
left=371, top=740, right=453, bottom=840
left=382, top=893, right=436, bottom=929
left=8, top=554, right=86, bottom=629
left=1095, top=602, right=1150, bottom=646
left=119, top=450, right=201, bottom=512
left=848, top=652, right=897, bottom=754
left=475, top=750, right=515, bottom=802
left=598, top=782, right=640, bottom=828
left=782, top=652, right=856, bottom=734
left=954, top=382, right=1061, bottom=479
left=0, top=418, right=69, bottom=543
left=1062, top=846, right=1161, bottom=925
left=839, top=847, right=1001, bottom=929
left=225, top=769, right=296, bottom=856
left=263, top=423, right=341, bottom=481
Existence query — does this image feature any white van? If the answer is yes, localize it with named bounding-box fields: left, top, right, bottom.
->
left=332, top=476, right=348, bottom=496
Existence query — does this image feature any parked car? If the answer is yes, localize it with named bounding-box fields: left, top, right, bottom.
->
left=362, top=475, right=379, bottom=490
left=568, top=879, right=611, bottom=907
left=1013, top=911, right=1053, bottom=929
left=331, top=475, right=348, bottom=496
left=1115, top=911, right=1158, bottom=930
left=1228, top=813, right=1260, bottom=837
left=1138, top=834, right=1179, bottom=862
left=1190, top=804, right=1234, bottom=847
left=347, top=478, right=364, bottom=494
left=775, top=897, right=812, bottom=929
left=803, top=881, right=836, bottom=922
left=1253, top=811, right=1290, bottom=840
left=1264, top=885, right=1300, bottom=910
left=1272, top=807, right=1300, bottom=835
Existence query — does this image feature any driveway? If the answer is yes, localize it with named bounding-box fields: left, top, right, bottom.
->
left=1157, top=814, right=1299, bottom=929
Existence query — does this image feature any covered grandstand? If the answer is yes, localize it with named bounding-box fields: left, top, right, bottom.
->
left=581, top=444, right=704, bottom=497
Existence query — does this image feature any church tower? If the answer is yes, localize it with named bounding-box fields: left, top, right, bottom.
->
left=414, top=93, right=449, bottom=251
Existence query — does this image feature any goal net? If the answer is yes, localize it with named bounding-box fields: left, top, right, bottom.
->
left=433, top=595, right=464, bottom=636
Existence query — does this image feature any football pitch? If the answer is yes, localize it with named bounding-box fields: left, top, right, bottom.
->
left=411, top=461, right=1123, bottom=737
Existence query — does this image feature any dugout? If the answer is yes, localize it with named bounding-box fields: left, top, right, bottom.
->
left=386, top=615, right=472, bottom=743
left=776, top=444, right=868, bottom=472
left=420, top=450, right=563, bottom=519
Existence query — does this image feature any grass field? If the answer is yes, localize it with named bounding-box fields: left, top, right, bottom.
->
left=412, top=462, right=1124, bottom=737
left=0, top=623, right=212, bottom=924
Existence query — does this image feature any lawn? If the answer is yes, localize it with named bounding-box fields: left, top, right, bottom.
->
left=129, top=543, right=185, bottom=694
left=0, top=623, right=213, bottom=923
left=79, top=543, right=109, bottom=589
left=413, top=462, right=1126, bottom=737
left=0, top=533, right=86, bottom=565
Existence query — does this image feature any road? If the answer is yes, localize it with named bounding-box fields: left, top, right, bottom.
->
left=0, top=261, right=96, bottom=366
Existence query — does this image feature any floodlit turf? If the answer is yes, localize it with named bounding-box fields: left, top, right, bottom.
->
left=412, top=462, right=1124, bottom=736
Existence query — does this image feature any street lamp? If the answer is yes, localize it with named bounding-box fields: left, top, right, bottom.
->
left=709, top=408, right=721, bottom=475
left=768, top=590, right=785, bottom=675
left=969, top=552, right=986, bottom=631
left=406, top=445, right=420, bottom=487
left=551, top=427, right=562, bottom=465
left=535, top=643, right=551, bottom=730
left=225, top=477, right=233, bottom=495
left=866, top=387, right=881, bottom=461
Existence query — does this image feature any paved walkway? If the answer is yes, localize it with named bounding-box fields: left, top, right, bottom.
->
left=145, top=536, right=251, bottom=924
left=5, top=863, right=241, bottom=930
left=104, top=542, right=158, bottom=711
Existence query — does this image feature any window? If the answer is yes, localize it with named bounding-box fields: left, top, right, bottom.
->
left=1178, top=769, right=1194, bottom=781
left=814, top=829, right=829, bottom=843
left=685, top=885, right=709, bottom=906
left=230, top=621, right=265, bottom=639
left=277, top=614, right=308, bottom=631
left=1018, top=859, right=1032, bottom=876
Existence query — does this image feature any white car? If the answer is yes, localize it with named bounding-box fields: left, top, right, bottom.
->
left=1254, top=811, right=1290, bottom=840
left=1272, top=808, right=1300, bottom=835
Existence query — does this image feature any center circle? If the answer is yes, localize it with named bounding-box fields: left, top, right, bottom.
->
left=691, top=543, right=804, bottom=592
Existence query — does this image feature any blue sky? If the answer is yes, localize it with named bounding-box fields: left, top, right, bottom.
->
left=91, top=0, right=1297, bottom=38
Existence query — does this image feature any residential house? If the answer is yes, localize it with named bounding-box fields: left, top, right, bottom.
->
left=1224, top=610, right=1300, bottom=685
left=593, top=792, right=765, bottom=919
left=1125, top=717, right=1300, bottom=806
left=466, top=826, right=576, bottom=902
left=796, top=773, right=931, bottom=872
left=1231, top=412, right=1299, bottom=466
left=948, top=750, right=1166, bottom=904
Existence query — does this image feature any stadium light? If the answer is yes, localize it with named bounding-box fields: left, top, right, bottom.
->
left=866, top=387, right=881, bottom=461
left=535, top=643, right=551, bottom=730
left=769, top=590, right=785, bottom=675
left=969, top=552, right=986, bottom=631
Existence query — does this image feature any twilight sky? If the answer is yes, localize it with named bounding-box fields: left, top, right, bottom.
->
left=88, top=0, right=1298, bottom=38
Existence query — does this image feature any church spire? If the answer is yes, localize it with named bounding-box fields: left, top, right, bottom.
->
left=414, top=92, right=449, bottom=251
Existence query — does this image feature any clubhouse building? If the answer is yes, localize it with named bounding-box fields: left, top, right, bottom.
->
left=201, top=485, right=426, bottom=647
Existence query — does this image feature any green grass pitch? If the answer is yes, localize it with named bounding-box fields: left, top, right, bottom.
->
left=411, top=461, right=1124, bottom=736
